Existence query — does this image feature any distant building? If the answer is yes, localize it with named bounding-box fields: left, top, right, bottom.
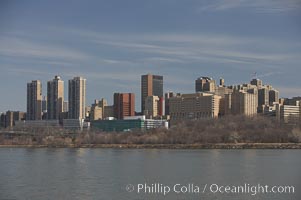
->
left=63, top=119, right=89, bottom=131
left=3, top=111, right=26, bottom=128
left=284, top=97, right=301, bottom=106
left=27, top=80, right=42, bottom=120
left=42, top=96, right=47, bottom=113
left=228, top=88, right=258, bottom=116
left=258, top=88, right=269, bottom=112
left=269, top=89, right=279, bottom=105
left=169, top=92, right=221, bottom=122
left=85, top=106, right=91, bottom=119
left=68, top=77, right=86, bottom=119
left=250, top=78, right=279, bottom=112
left=141, top=74, right=163, bottom=113
left=91, top=115, right=168, bottom=132
left=164, top=92, right=175, bottom=116
left=103, top=105, right=114, bottom=118
left=0, top=113, right=5, bottom=128
left=276, top=101, right=300, bottom=124
left=250, top=78, right=263, bottom=88
left=114, top=93, right=135, bottom=119
left=15, top=120, right=60, bottom=129
left=144, top=96, right=162, bottom=119
left=47, top=75, right=64, bottom=120
left=63, top=101, right=68, bottom=112
left=214, top=86, right=233, bottom=116
left=90, top=98, right=108, bottom=121
left=195, top=77, right=216, bottom=93
left=219, top=78, right=225, bottom=86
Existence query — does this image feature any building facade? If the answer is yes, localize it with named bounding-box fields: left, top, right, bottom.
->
left=164, top=92, right=175, bottom=116
left=141, top=74, right=163, bottom=113
left=195, top=77, right=216, bottom=93
left=2, top=111, right=26, bottom=128
left=229, top=89, right=258, bottom=116
left=276, top=103, right=300, bottom=124
left=27, top=80, right=42, bottom=120
left=114, top=93, right=135, bottom=119
left=90, top=98, right=108, bottom=121
left=47, top=76, right=64, bottom=120
left=68, top=77, right=86, bottom=119
left=144, top=95, right=162, bottom=118
left=169, top=92, right=221, bottom=121
left=269, top=89, right=279, bottom=105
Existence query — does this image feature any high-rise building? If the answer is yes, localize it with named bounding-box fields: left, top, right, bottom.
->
left=114, top=93, right=135, bottom=119
left=258, top=88, right=269, bottom=112
left=141, top=74, right=163, bottom=113
left=165, top=92, right=175, bottom=115
left=47, top=76, right=64, bottom=120
left=144, top=96, right=159, bottom=118
left=229, top=89, right=258, bottom=116
left=269, top=89, right=279, bottom=105
left=27, top=80, right=42, bottom=120
left=68, top=77, right=86, bottom=119
left=195, top=77, right=216, bottom=93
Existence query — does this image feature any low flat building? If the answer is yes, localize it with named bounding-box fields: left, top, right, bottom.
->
left=169, top=92, right=221, bottom=121
left=15, top=120, right=60, bottom=128
left=276, top=101, right=300, bottom=124
left=63, top=119, right=90, bottom=131
left=91, top=115, right=168, bottom=132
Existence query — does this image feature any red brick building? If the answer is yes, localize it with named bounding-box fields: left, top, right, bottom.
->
left=113, top=93, right=135, bottom=119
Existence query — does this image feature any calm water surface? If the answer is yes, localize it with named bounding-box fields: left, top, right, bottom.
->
left=0, top=148, right=300, bottom=200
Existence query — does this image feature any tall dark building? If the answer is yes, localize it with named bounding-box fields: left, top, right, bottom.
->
left=141, top=74, right=163, bottom=113
left=68, top=77, right=86, bottom=119
left=27, top=80, right=42, bottom=120
left=47, top=76, right=64, bottom=120
left=114, top=93, right=135, bottom=119
left=164, top=92, right=175, bottom=115
left=269, top=89, right=279, bottom=105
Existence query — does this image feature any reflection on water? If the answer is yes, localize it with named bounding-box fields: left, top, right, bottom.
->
left=0, top=149, right=300, bottom=200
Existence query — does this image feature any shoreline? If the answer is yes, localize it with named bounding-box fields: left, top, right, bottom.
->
left=1, top=143, right=301, bottom=149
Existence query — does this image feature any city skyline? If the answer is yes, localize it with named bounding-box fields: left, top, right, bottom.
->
left=0, top=73, right=299, bottom=113
left=1, top=0, right=301, bottom=112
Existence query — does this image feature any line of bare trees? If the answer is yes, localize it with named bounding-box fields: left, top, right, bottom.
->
left=1, top=115, right=301, bottom=146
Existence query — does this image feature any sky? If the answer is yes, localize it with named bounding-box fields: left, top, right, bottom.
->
left=0, top=0, right=301, bottom=112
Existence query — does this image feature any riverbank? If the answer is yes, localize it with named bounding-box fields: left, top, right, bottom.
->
left=1, top=143, right=301, bottom=149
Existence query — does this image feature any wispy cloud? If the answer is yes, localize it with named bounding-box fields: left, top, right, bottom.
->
left=0, top=36, right=90, bottom=62
left=197, top=0, right=301, bottom=13
left=70, top=29, right=300, bottom=67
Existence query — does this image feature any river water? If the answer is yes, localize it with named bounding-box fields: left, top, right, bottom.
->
left=0, top=148, right=300, bottom=200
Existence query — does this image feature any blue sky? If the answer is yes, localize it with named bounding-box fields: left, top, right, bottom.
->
left=0, top=0, right=301, bottom=112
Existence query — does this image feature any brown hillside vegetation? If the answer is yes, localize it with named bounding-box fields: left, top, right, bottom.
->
left=1, top=115, right=301, bottom=146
